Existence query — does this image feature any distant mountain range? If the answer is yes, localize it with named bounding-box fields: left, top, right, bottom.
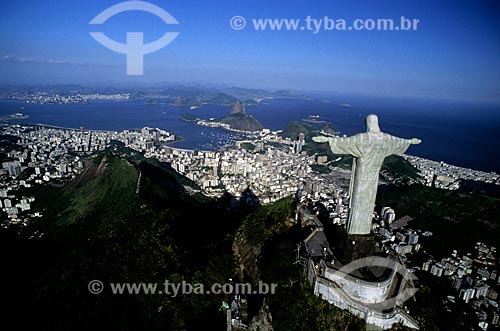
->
left=0, top=83, right=309, bottom=107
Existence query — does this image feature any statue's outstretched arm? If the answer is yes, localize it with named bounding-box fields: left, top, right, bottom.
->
left=384, top=135, right=422, bottom=155
left=312, top=136, right=330, bottom=143
left=411, top=138, right=422, bottom=145
left=313, top=135, right=362, bottom=157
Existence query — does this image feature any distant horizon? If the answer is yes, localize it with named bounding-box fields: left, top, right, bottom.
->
left=1, top=80, right=499, bottom=107
left=1, top=0, right=499, bottom=104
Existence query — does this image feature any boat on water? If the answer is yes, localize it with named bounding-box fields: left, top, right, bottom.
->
left=0, top=113, right=30, bottom=121
left=303, top=115, right=326, bottom=124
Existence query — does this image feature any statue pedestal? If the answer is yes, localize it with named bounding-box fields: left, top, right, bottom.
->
left=330, top=226, right=375, bottom=265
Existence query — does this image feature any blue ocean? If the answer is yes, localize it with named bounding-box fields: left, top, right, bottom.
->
left=1, top=96, right=499, bottom=173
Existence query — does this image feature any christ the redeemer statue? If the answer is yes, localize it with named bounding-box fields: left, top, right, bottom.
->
left=313, top=114, right=421, bottom=235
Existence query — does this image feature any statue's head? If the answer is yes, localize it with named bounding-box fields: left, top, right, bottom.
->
left=366, top=114, right=381, bottom=133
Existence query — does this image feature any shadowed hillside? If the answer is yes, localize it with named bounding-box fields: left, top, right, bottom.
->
left=377, top=184, right=500, bottom=257
left=0, top=150, right=239, bottom=331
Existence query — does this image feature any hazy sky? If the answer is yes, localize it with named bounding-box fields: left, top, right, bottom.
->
left=0, top=0, right=499, bottom=102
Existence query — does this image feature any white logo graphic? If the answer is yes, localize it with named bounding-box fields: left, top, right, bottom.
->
left=331, top=256, right=418, bottom=330
left=89, top=1, right=179, bottom=75
left=332, top=256, right=418, bottom=311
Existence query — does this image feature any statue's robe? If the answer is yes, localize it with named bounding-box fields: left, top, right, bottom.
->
left=328, top=132, right=412, bottom=235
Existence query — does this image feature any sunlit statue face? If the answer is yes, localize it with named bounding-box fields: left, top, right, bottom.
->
left=366, top=114, right=381, bottom=133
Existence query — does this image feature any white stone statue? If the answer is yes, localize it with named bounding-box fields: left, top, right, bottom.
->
left=313, top=114, right=421, bottom=235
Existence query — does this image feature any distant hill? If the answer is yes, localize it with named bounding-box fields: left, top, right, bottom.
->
left=218, top=100, right=264, bottom=132
left=281, top=121, right=350, bottom=167
left=220, top=113, right=264, bottom=132
left=205, top=92, right=238, bottom=105
left=180, top=102, right=264, bottom=132
left=173, top=95, right=201, bottom=107
left=147, top=91, right=238, bottom=107
left=230, top=100, right=246, bottom=114
left=281, top=120, right=338, bottom=141
left=243, top=98, right=259, bottom=105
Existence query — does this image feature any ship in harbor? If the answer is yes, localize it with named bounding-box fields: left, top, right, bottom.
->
left=0, top=113, right=30, bottom=121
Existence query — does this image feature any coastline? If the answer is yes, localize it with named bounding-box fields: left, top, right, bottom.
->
left=179, top=114, right=261, bottom=135
left=2, top=121, right=498, bottom=181
left=0, top=97, right=498, bottom=173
